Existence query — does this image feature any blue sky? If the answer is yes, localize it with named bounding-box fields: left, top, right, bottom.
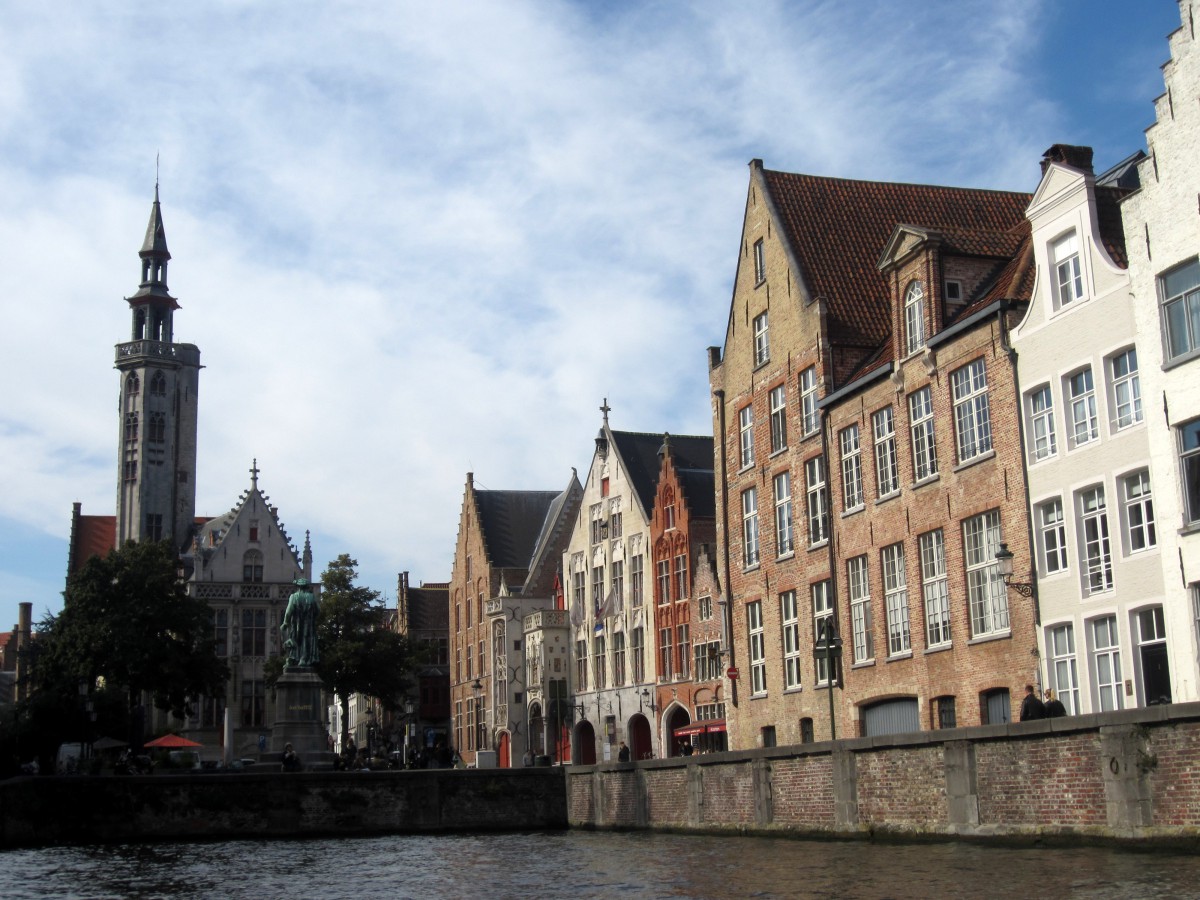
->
left=0, top=0, right=1182, bottom=631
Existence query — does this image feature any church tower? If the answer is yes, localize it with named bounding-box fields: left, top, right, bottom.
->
left=114, top=186, right=201, bottom=551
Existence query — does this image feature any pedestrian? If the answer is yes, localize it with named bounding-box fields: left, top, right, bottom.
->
left=680, top=739, right=694, bottom=756
left=281, top=743, right=300, bottom=772
left=523, top=748, right=535, bottom=767
left=617, top=741, right=631, bottom=762
left=1044, top=689, right=1068, bottom=717
left=1019, top=684, right=1045, bottom=721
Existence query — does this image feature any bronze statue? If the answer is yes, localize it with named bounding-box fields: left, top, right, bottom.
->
left=282, top=577, right=319, bottom=668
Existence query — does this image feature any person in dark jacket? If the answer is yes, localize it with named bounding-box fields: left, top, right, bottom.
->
left=1019, top=684, right=1046, bottom=721
left=617, top=742, right=631, bottom=762
left=1044, top=689, right=1068, bottom=717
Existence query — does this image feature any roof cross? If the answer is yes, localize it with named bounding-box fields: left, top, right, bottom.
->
left=599, top=397, right=611, bottom=425
left=250, top=458, right=260, bottom=489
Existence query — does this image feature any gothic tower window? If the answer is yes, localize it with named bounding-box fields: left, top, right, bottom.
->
left=150, top=370, right=167, bottom=396
left=147, top=412, right=166, bottom=444
left=134, top=307, right=147, bottom=340
left=124, top=373, right=140, bottom=409
left=124, top=412, right=139, bottom=443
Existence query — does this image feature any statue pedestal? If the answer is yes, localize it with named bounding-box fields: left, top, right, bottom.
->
left=271, top=667, right=333, bottom=767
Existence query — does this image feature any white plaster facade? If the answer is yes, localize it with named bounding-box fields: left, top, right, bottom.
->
left=1121, top=0, right=1200, bottom=703
left=1013, top=150, right=1166, bottom=714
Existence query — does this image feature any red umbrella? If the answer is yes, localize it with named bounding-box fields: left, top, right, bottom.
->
left=144, top=733, right=203, bottom=749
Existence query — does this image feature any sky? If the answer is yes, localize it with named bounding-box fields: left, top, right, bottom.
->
left=0, top=0, right=1182, bottom=631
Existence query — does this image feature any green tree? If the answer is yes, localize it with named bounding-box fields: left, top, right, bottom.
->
left=315, top=554, right=414, bottom=751
left=45, top=540, right=229, bottom=722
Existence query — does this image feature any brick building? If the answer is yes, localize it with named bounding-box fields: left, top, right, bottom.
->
left=394, top=572, right=450, bottom=758
left=709, top=160, right=1041, bottom=749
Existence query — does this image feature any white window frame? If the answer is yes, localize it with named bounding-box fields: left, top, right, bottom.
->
left=753, top=312, right=769, bottom=367
left=1052, top=230, right=1084, bottom=308
left=773, top=470, right=794, bottom=557
left=872, top=406, right=899, bottom=497
left=742, top=487, right=760, bottom=568
left=805, top=456, right=829, bottom=546
left=769, top=384, right=788, bottom=453
left=1161, top=257, right=1200, bottom=363
left=781, top=590, right=802, bottom=690
left=1037, top=497, right=1068, bottom=575
left=1091, top=616, right=1123, bottom=712
left=1121, top=470, right=1156, bottom=554
left=908, top=386, right=938, bottom=482
left=1048, top=623, right=1079, bottom=715
left=812, top=581, right=833, bottom=685
left=848, top=555, right=873, bottom=663
left=748, top=600, right=766, bottom=695
left=904, top=281, right=926, bottom=356
left=1108, top=347, right=1142, bottom=430
left=919, top=529, right=951, bottom=648
left=1027, top=384, right=1057, bottom=462
left=839, top=424, right=864, bottom=511
left=799, top=367, right=819, bottom=436
left=1067, top=367, right=1099, bottom=447
left=882, top=543, right=910, bottom=656
left=1079, top=486, right=1113, bottom=595
left=951, top=359, right=992, bottom=462
left=738, top=404, right=755, bottom=469
left=964, top=510, right=1008, bottom=637
left=1180, top=419, right=1200, bottom=526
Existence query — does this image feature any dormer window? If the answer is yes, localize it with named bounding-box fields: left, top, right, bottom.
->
left=944, top=280, right=963, bottom=305
left=1052, top=231, right=1084, bottom=308
left=904, top=282, right=926, bottom=356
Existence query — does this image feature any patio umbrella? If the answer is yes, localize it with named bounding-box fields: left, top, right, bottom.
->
left=144, top=733, right=202, bottom=749
left=92, top=736, right=129, bottom=752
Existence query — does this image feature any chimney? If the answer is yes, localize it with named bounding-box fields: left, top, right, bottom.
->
left=15, top=602, right=32, bottom=702
left=1041, top=144, right=1094, bottom=176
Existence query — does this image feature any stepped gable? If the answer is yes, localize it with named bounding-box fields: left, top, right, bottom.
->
left=760, top=168, right=1032, bottom=354
left=610, top=430, right=713, bottom=517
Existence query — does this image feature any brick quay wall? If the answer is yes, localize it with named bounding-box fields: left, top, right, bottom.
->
left=568, top=702, right=1200, bottom=846
left=0, top=767, right=566, bottom=849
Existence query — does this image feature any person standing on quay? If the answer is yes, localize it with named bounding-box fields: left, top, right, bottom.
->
left=617, top=742, right=630, bottom=762
left=1044, top=689, right=1068, bottom=717
left=1019, top=685, right=1045, bottom=721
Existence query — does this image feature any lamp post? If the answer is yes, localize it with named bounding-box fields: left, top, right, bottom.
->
left=471, top=678, right=484, bottom=755
left=815, top=620, right=843, bottom=741
left=366, top=706, right=376, bottom=760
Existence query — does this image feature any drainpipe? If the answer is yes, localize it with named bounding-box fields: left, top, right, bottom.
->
left=713, top=388, right=737, bottom=708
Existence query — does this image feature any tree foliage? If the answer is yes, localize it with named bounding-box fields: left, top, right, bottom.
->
left=46, top=540, right=229, bottom=719
left=315, top=554, right=414, bottom=747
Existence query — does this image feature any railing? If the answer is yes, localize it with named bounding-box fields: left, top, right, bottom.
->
left=115, top=340, right=201, bottom=366
left=525, top=609, right=570, bottom=630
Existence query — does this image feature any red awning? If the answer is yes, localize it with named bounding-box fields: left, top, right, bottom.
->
left=673, top=723, right=706, bottom=737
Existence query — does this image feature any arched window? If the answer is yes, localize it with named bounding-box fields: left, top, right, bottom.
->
left=242, top=549, right=264, bottom=583
left=124, top=412, right=139, bottom=443
left=148, top=412, right=166, bottom=444
left=904, top=282, right=926, bottom=356
left=124, top=373, right=140, bottom=412
left=150, top=370, right=167, bottom=397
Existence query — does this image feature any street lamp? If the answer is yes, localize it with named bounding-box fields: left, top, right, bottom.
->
left=815, top=620, right=843, bottom=741
left=471, top=678, right=485, bottom=753
left=366, top=706, right=376, bottom=759
left=994, top=542, right=1035, bottom=597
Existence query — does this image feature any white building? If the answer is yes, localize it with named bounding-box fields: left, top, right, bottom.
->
left=1013, top=144, right=1162, bottom=714
left=1121, top=0, right=1200, bottom=703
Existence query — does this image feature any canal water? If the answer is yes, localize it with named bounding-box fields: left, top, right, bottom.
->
left=2, top=830, right=1197, bottom=899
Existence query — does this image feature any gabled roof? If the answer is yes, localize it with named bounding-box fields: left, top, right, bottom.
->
left=758, top=166, right=1031, bottom=356
left=406, top=585, right=449, bottom=632
left=610, top=431, right=713, bottom=519
left=476, top=489, right=565, bottom=570
left=522, top=473, right=584, bottom=596
left=677, top=468, right=716, bottom=520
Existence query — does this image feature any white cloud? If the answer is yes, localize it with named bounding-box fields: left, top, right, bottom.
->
left=0, top=0, right=1170, bottom=624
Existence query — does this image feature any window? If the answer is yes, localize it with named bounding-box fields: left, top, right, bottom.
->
left=674, top=553, right=688, bottom=601
left=466, top=644, right=473, bottom=680
left=572, top=568, right=586, bottom=619
left=753, top=238, right=766, bottom=284
left=694, top=641, right=722, bottom=681
left=769, top=385, right=788, bottom=453
left=908, top=386, right=938, bottom=481
left=1137, top=606, right=1172, bottom=705
left=1091, top=616, right=1123, bottom=712
left=805, top=456, right=829, bottom=545
left=656, top=560, right=671, bottom=605
left=753, top=312, right=769, bottom=366
left=937, top=696, right=957, bottom=729
left=575, top=639, right=588, bottom=692
left=873, top=406, right=899, bottom=497
left=590, top=503, right=604, bottom=544
left=242, top=549, right=263, bottom=583
left=1181, top=419, right=1200, bottom=525
left=241, top=679, right=265, bottom=727
left=1037, top=498, right=1068, bottom=575
left=248, top=520, right=259, bottom=542
left=609, top=506, right=623, bottom=539
left=747, top=601, right=766, bottom=694
left=698, top=595, right=713, bottom=621
left=882, top=543, right=910, bottom=656
left=799, top=367, right=819, bottom=436
left=676, top=624, right=690, bottom=678
left=1109, top=348, right=1142, bottom=430
left=1161, top=258, right=1200, bottom=362
left=241, top=609, right=266, bottom=656
left=848, top=555, right=873, bottom=663
left=150, top=370, right=167, bottom=396
left=812, top=581, right=833, bottom=685
left=592, top=565, right=605, bottom=612
left=1048, top=624, right=1079, bottom=715
left=742, top=488, right=760, bottom=567
left=904, top=282, right=926, bottom=355
left=124, top=411, right=139, bottom=443
left=739, top=405, right=755, bottom=468
left=211, top=609, right=228, bottom=657
left=147, top=412, right=166, bottom=444
left=1067, top=367, right=1099, bottom=447
left=145, top=513, right=163, bottom=542
left=1122, top=470, right=1156, bottom=553
left=611, top=559, right=624, bottom=609
left=1027, top=385, right=1057, bottom=462
left=631, top=626, right=645, bottom=683
left=964, top=510, right=1008, bottom=637
left=1079, top=486, right=1113, bottom=594
left=919, top=530, right=950, bottom=648
left=773, top=471, right=794, bottom=556
left=800, top=718, right=815, bottom=742
left=951, top=359, right=992, bottom=462
left=658, top=627, right=672, bottom=681
left=839, top=424, right=864, bottom=511
left=781, top=590, right=802, bottom=689
left=593, top=635, right=606, bottom=690
left=630, top=554, right=644, bottom=607
left=664, top=501, right=676, bottom=530
left=1052, top=231, right=1084, bottom=307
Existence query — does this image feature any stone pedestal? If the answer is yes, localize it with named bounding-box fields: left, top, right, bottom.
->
left=270, top=667, right=333, bottom=768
